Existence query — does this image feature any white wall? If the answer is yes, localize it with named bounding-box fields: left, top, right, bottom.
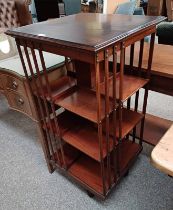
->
left=103, top=0, right=129, bottom=14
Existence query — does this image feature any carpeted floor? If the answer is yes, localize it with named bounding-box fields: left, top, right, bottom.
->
left=0, top=91, right=173, bottom=210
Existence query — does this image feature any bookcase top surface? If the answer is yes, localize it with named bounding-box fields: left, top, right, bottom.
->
left=7, top=13, right=165, bottom=51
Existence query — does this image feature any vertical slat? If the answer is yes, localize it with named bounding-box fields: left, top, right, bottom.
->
left=23, top=44, right=58, bottom=164
left=147, top=33, right=156, bottom=79
left=138, top=38, right=144, bottom=77
left=119, top=43, right=125, bottom=138
left=30, top=44, right=61, bottom=165
left=140, top=33, right=156, bottom=145
left=126, top=44, right=135, bottom=140
left=133, top=38, right=144, bottom=142
left=117, top=43, right=125, bottom=175
left=113, top=45, right=118, bottom=181
left=126, top=44, right=135, bottom=139
left=95, top=54, right=106, bottom=195
left=104, top=49, right=111, bottom=188
left=23, top=43, right=55, bottom=156
left=134, top=39, right=144, bottom=112
left=38, top=47, right=67, bottom=169
left=65, top=57, right=75, bottom=74
left=16, top=39, right=54, bottom=173
left=130, top=44, right=135, bottom=68
left=127, top=43, right=135, bottom=108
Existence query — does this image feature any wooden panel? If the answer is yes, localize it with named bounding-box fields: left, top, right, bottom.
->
left=118, top=140, right=142, bottom=175
left=136, top=114, right=172, bottom=146
left=75, top=61, right=95, bottom=88
left=149, top=74, right=173, bottom=96
left=34, top=76, right=76, bottom=101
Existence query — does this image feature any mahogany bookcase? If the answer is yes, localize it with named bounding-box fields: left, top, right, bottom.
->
left=7, top=13, right=165, bottom=199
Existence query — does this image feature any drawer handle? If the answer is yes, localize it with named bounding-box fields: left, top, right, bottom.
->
left=12, top=81, right=18, bottom=89
left=18, top=98, right=24, bottom=105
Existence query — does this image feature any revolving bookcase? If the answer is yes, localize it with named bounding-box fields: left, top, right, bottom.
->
left=6, top=13, right=165, bottom=199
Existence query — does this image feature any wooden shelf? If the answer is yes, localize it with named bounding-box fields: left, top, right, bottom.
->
left=68, top=154, right=114, bottom=195
left=43, top=111, right=115, bottom=161
left=68, top=140, right=142, bottom=195
left=43, top=110, right=84, bottom=135
left=55, top=89, right=113, bottom=123
left=43, top=109, right=142, bottom=161
left=100, top=74, right=148, bottom=102
left=36, top=76, right=76, bottom=101
left=63, top=121, right=115, bottom=162
left=103, top=108, right=144, bottom=139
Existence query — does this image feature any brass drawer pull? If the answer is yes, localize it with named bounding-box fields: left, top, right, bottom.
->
left=18, top=98, right=24, bottom=105
left=12, top=81, right=18, bottom=89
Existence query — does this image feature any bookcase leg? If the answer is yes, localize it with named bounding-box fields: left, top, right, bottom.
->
left=36, top=123, right=55, bottom=173
left=124, top=170, right=129, bottom=177
left=87, top=191, right=95, bottom=198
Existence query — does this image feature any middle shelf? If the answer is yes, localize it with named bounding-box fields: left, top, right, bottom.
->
left=55, top=88, right=113, bottom=123
left=52, top=74, right=146, bottom=123
left=43, top=109, right=143, bottom=162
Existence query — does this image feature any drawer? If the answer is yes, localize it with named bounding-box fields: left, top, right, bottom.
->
left=7, top=91, right=32, bottom=117
left=3, top=74, right=26, bottom=93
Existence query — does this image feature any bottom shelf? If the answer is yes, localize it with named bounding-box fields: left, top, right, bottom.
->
left=66, top=140, right=142, bottom=197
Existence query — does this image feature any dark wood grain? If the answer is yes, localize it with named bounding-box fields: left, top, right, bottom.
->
left=6, top=14, right=166, bottom=51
